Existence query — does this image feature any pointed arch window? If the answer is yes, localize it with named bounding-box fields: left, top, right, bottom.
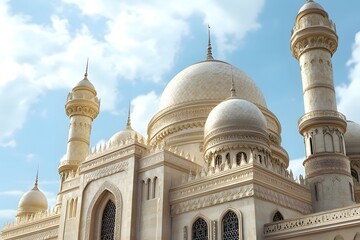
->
left=351, top=168, right=359, bottom=183
left=100, top=200, right=116, bottom=240
left=215, top=155, right=222, bottom=167
left=222, top=210, right=239, bottom=240
left=272, top=211, right=284, bottom=222
left=192, top=218, right=208, bottom=240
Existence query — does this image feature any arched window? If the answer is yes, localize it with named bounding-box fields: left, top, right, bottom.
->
left=324, top=134, right=334, bottom=152
left=334, top=234, right=344, bottom=240
left=309, top=137, right=314, bottom=155
left=192, top=218, right=208, bottom=240
left=226, top=153, right=231, bottom=165
left=272, top=211, right=284, bottom=222
left=222, top=211, right=239, bottom=240
left=153, top=177, right=158, bottom=198
left=236, top=152, right=247, bottom=165
left=215, top=155, right=222, bottom=167
left=101, top=200, right=116, bottom=240
left=146, top=178, right=151, bottom=200
left=351, top=168, right=359, bottom=183
left=258, top=155, right=262, bottom=164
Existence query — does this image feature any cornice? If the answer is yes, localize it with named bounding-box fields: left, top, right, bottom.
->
left=170, top=164, right=311, bottom=215
left=264, top=205, right=360, bottom=239
left=1, top=213, right=59, bottom=239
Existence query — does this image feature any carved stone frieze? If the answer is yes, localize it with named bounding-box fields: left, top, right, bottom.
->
left=291, top=35, right=338, bottom=59
left=83, top=160, right=129, bottom=187
left=304, top=154, right=350, bottom=178
left=66, top=104, right=99, bottom=119
left=1, top=215, right=59, bottom=239
left=264, top=205, right=360, bottom=235
left=171, top=184, right=254, bottom=215
left=82, top=146, right=139, bottom=173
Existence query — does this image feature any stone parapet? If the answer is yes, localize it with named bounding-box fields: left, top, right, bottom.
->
left=298, top=110, right=346, bottom=134
left=264, top=205, right=360, bottom=239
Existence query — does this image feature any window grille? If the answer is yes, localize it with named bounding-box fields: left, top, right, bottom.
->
left=101, top=200, right=116, bottom=240
left=222, top=211, right=239, bottom=240
left=192, top=218, right=208, bottom=240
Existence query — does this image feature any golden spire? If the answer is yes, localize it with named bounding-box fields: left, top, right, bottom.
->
left=84, top=58, right=89, bottom=79
left=206, top=25, right=214, bottom=60
left=33, top=168, right=39, bottom=190
left=126, top=101, right=132, bottom=129
left=230, top=67, right=236, bottom=98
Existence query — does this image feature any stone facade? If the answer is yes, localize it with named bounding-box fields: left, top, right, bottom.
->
left=1, top=1, right=360, bottom=240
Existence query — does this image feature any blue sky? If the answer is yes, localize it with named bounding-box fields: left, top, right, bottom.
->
left=1, top=0, right=360, bottom=227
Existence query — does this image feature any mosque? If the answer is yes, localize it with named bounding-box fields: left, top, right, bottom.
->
left=1, top=0, right=360, bottom=239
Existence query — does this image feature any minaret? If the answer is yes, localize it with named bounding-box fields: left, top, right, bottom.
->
left=57, top=60, right=100, bottom=204
left=291, top=1, right=354, bottom=212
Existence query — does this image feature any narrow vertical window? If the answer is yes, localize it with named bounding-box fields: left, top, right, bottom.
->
left=146, top=178, right=151, bottom=200
left=101, top=200, right=116, bottom=240
left=226, top=153, right=230, bottom=165
left=350, top=183, right=354, bottom=201
left=215, top=155, right=222, bottom=167
left=351, top=168, right=359, bottom=183
left=222, top=211, right=239, bottom=240
left=314, top=183, right=318, bottom=201
left=309, top=137, right=314, bottom=155
left=192, top=218, right=208, bottom=240
left=153, top=177, right=157, bottom=199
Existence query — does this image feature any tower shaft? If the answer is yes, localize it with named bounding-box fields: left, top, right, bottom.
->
left=291, top=2, right=354, bottom=212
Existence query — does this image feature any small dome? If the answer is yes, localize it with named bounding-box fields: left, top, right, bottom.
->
left=159, top=60, right=266, bottom=111
left=108, top=112, right=145, bottom=145
left=298, top=1, right=326, bottom=14
left=344, top=121, right=360, bottom=156
left=75, top=78, right=95, bottom=90
left=204, top=98, right=267, bottom=137
left=17, top=185, right=48, bottom=217
left=108, top=126, right=143, bottom=144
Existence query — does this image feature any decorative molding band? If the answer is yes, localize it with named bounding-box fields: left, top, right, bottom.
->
left=304, top=154, right=350, bottom=178
left=264, top=205, right=360, bottom=236
left=1, top=215, right=59, bottom=239
left=171, top=184, right=254, bottom=215
left=83, top=160, right=129, bottom=187
left=81, top=145, right=141, bottom=173
left=66, top=103, right=99, bottom=119
left=291, top=34, right=337, bottom=59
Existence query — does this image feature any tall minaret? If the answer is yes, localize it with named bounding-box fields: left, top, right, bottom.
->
left=57, top=61, right=100, bottom=206
left=291, top=0, right=354, bottom=212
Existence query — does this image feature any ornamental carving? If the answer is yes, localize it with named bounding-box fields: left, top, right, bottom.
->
left=292, top=35, right=337, bottom=59
left=66, top=105, right=99, bottom=119
left=83, top=161, right=129, bottom=187
left=304, top=155, right=350, bottom=178
left=171, top=185, right=254, bottom=215
left=149, top=106, right=213, bottom=138
left=264, top=205, right=360, bottom=235
left=85, top=181, right=122, bottom=240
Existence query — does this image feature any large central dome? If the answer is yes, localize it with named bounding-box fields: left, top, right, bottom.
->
left=159, top=60, right=266, bottom=111
left=148, top=58, right=287, bottom=167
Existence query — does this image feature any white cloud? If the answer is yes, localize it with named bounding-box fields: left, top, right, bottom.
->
left=288, top=157, right=305, bottom=179
left=131, top=91, right=160, bottom=138
left=0, top=191, right=23, bottom=196
left=0, top=0, right=265, bottom=146
left=0, top=140, right=16, bottom=148
left=0, top=209, right=17, bottom=220
left=337, top=32, right=360, bottom=123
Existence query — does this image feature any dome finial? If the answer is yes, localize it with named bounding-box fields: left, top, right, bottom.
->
left=84, top=58, right=89, bottom=79
left=34, top=168, right=39, bottom=189
left=230, top=67, right=236, bottom=98
left=206, top=25, right=214, bottom=61
left=126, top=101, right=132, bottom=129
